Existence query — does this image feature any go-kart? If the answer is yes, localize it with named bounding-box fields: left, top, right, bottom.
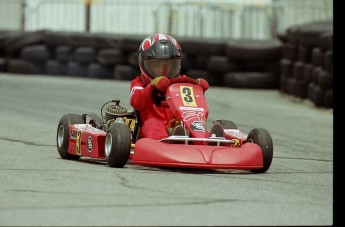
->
left=56, top=82, right=273, bottom=173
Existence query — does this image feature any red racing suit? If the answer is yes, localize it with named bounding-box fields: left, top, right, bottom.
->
left=130, top=74, right=198, bottom=140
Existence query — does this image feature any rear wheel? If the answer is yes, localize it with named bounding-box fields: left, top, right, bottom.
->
left=213, top=120, right=237, bottom=129
left=105, top=123, right=131, bottom=167
left=57, top=114, right=85, bottom=160
left=247, top=128, right=273, bottom=173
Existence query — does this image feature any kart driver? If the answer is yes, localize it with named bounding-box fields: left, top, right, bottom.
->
left=129, top=33, right=209, bottom=140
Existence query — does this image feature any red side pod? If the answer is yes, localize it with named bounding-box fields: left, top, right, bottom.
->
left=68, top=124, right=106, bottom=158
left=132, top=138, right=263, bottom=170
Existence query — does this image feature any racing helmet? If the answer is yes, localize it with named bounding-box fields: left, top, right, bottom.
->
left=138, top=33, right=182, bottom=82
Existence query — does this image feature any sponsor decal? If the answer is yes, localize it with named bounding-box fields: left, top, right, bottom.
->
left=190, top=121, right=206, bottom=132
left=232, top=139, right=241, bottom=147
left=70, top=130, right=77, bottom=139
left=225, top=129, right=248, bottom=139
left=76, top=129, right=82, bottom=155
left=73, top=124, right=88, bottom=129
left=87, top=136, right=92, bottom=152
left=182, top=111, right=206, bottom=122
left=73, top=124, right=104, bottom=134
left=180, top=86, right=196, bottom=107
left=179, top=106, right=204, bottom=111
left=85, top=127, right=105, bottom=134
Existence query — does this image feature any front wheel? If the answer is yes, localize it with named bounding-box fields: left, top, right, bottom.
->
left=105, top=123, right=131, bottom=167
left=57, top=114, right=85, bottom=160
left=247, top=128, right=273, bottom=173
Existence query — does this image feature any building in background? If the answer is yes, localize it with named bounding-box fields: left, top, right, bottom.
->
left=0, top=0, right=333, bottom=39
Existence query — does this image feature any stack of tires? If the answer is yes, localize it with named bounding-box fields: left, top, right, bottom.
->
left=177, top=37, right=283, bottom=89
left=1, top=30, right=47, bottom=74
left=0, top=30, right=143, bottom=80
left=279, top=20, right=333, bottom=108
left=1, top=26, right=334, bottom=109
left=0, top=30, right=283, bottom=90
left=222, top=39, right=282, bottom=89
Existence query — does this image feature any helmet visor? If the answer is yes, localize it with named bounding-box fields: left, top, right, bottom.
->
left=143, top=59, right=181, bottom=78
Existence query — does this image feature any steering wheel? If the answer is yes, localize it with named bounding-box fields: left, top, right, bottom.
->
left=155, top=76, right=199, bottom=107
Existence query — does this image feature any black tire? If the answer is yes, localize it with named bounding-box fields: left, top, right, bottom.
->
left=186, top=69, right=222, bottom=86
left=324, top=50, right=332, bottom=73
left=223, top=72, right=279, bottom=89
left=292, top=61, right=304, bottom=81
left=82, top=112, right=104, bottom=128
left=280, top=59, right=292, bottom=78
left=317, top=70, right=332, bottom=90
left=0, top=58, right=6, bottom=72
left=67, top=32, right=95, bottom=48
left=179, top=37, right=226, bottom=56
left=311, top=48, right=324, bottom=68
left=312, top=85, right=325, bottom=107
left=114, top=65, right=139, bottom=81
left=7, top=59, right=42, bottom=74
left=105, top=123, right=131, bottom=167
left=295, top=80, right=308, bottom=99
left=302, top=64, right=313, bottom=83
left=46, top=60, right=68, bottom=76
left=247, top=128, right=273, bottom=173
left=20, top=44, right=52, bottom=62
left=119, top=34, right=147, bottom=52
left=73, top=47, right=97, bottom=64
left=45, top=31, right=71, bottom=47
left=225, top=39, right=282, bottom=61
left=319, top=32, right=333, bottom=52
left=298, top=20, right=333, bottom=47
left=285, top=77, right=297, bottom=95
left=55, top=45, right=72, bottom=63
left=5, top=30, right=47, bottom=57
left=68, top=61, right=88, bottom=77
left=87, top=63, right=114, bottom=80
left=297, top=45, right=312, bottom=63
left=97, top=48, right=125, bottom=66
left=56, top=114, right=85, bottom=160
left=128, top=51, right=139, bottom=67
left=282, top=43, right=297, bottom=61
left=207, top=55, right=238, bottom=75
left=213, top=120, right=237, bottom=129
left=324, top=89, right=333, bottom=108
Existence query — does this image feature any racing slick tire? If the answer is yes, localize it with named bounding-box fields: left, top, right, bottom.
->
left=57, top=114, right=85, bottom=160
left=247, top=128, right=273, bottom=173
left=213, top=120, right=237, bottom=129
left=105, top=123, right=131, bottom=167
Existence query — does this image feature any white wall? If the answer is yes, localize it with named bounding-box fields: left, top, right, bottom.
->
left=0, top=0, right=333, bottom=39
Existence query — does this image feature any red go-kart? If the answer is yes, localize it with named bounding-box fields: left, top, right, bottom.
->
left=56, top=82, right=273, bottom=173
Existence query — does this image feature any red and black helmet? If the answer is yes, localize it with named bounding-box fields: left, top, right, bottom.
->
left=138, top=33, right=182, bottom=82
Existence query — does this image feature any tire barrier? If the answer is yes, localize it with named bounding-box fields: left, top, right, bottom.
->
left=0, top=19, right=332, bottom=109
left=0, top=58, right=6, bottom=72
left=88, top=63, right=114, bottom=80
left=278, top=20, right=333, bottom=108
left=46, top=60, right=68, bottom=76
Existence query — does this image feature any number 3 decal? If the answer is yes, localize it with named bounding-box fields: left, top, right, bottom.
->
left=181, top=86, right=196, bottom=107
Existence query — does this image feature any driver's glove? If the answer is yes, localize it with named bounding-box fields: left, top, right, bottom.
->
left=196, top=78, right=209, bottom=92
left=151, top=76, right=171, bottom=92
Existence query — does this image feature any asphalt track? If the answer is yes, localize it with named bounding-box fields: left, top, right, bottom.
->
left=0, top=73, right=333, bottom=226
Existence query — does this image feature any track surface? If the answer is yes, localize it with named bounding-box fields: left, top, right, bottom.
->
left=0, top=73, right=333, bottom=226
